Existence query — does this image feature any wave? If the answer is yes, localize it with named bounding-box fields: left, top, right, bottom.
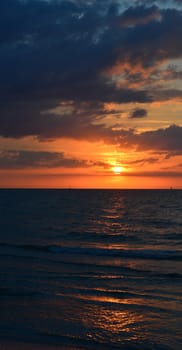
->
left=0, top=332, right=174, bottom=350
left=0, top=242, right=182, bottom=261
left=50, top=246, right=182, bottom=261
left=0, top=286, right=41, bottom=297
left=37, top=332, right=176, bottom=350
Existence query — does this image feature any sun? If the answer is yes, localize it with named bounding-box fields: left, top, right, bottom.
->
left=112, top=166, right=124, bottom=175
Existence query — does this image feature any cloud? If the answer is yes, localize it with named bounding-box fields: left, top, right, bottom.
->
left=1, top=1, right=182, bottom=102
left=118, top=5, right=162, bottom=27
left=151, top=88, right=182, bottom=102
left=0, top=99, right=148, bottom=140
left=0, top=150, right=90, bottom=169
left=0, top=0, right=181, bottom=154
left=0, top=123, right=182, bottom=169
left=106, top=6, right=182, bottom=90
left=1, top=98, right=182, bottom=157
left=131, top=0, right=182, bottom=9
left=124, top=157, right=159, bottom=165
left=129, top=108, right=148, bottom=118
left=133, top=124, right=182, bottom=152
left=165, top=151, right=182, bottom=159
left=0, top=149, right=112, bottom=170
left=0, top=0, right=152, bottom=104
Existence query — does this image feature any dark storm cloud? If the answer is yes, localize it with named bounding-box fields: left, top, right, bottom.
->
left=151, top=88, right=182, bottom=101
left=115, top=7, right=182, bottom=70
left=1, top=101, right=182, bottom=157
left=118, top=5, right=161, bottom=27
left=133, top=124, right=182, bottom=152
left=129, top=108, right=148, bottom=119
left=97, top=124, right=182, bottom=155
left=0, top=98, right=148, bottom=140
left=0, top=150, right=89, bottom=169
left=160, top=0, right=182, bottom=6
left=1, top=0, right=182, bottom=100
left=133, top=0, right=182, bottom=8
left=174, top=0, right=182, bottom=5
left=0, top=0, right=182, bottom=144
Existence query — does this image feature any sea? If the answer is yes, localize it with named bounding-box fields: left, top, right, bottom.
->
left=0, top=189, right=181, bottom=350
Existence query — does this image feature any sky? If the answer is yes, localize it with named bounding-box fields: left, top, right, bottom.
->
left=0, top=0, right=182, bottom=188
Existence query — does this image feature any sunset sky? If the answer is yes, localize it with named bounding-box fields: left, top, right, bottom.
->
left=0, top=0, right=182, bottom=188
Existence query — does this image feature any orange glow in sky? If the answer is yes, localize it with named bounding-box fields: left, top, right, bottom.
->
left=112, top=166, right=124, bottom=175
left=0, top=1, right=182, bottom=189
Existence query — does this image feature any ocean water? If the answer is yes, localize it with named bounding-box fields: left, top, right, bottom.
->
left=0, top=189, right=181, bottom=350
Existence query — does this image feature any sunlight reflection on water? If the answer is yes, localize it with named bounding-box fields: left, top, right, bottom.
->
left=82, top=303, right=147, bottom=344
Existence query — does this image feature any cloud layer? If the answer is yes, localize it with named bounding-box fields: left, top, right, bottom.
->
left=0, top=150, right=89, bottom=169
left=0, top=0, right=182, bottom=169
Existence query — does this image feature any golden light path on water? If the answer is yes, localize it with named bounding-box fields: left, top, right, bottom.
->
left=55, top=288, right=150, bottom=344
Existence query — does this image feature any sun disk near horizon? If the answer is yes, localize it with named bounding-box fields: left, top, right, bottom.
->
left=112, top=166, right=124, bottom=174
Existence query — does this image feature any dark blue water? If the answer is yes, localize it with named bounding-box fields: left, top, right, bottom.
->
left=0, top=189, right=181, bottom=349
